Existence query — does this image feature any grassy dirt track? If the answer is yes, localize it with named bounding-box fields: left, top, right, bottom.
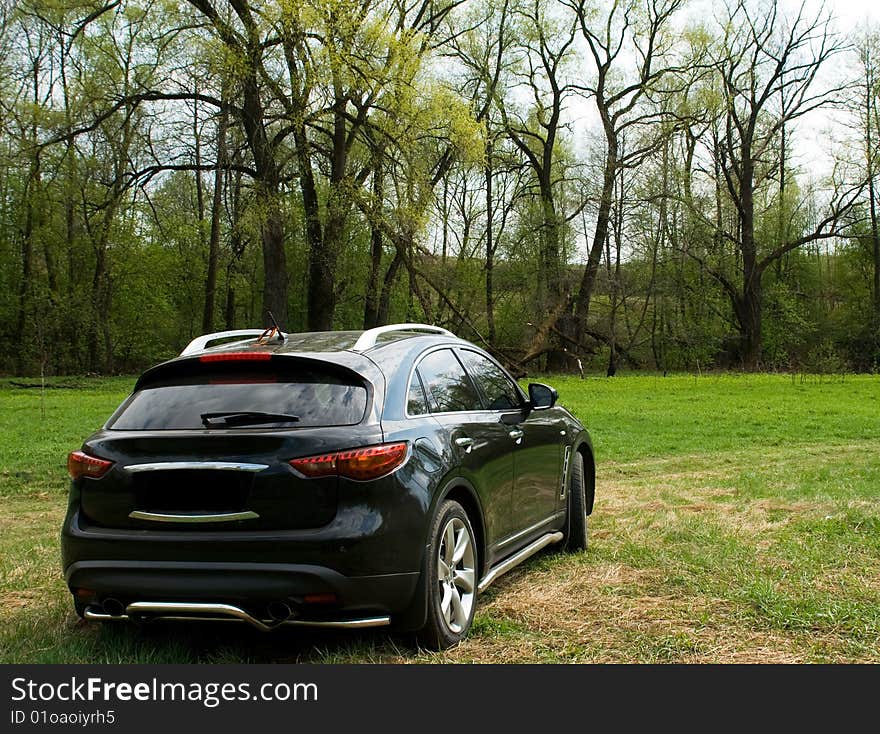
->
left=1, top=373, right=879, bottom=663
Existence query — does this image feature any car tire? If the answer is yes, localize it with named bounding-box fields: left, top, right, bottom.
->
left=564, top=451, right=589, bottom=552
left=416, top=499, right=478, bottom=650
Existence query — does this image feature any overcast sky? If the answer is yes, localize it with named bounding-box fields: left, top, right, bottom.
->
left=822, top=0, right=879, bottom=31
left=781, top=1, right=877, bottom=181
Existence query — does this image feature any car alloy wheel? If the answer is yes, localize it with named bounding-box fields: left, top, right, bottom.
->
left=416, top=499, right=478, bottom=649
left=436, top=516, right=476, bottom=633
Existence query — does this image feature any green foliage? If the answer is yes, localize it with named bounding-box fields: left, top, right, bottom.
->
left=761, top=279, right=814, bottom=369
left=0, top=0, right=877, bottom=378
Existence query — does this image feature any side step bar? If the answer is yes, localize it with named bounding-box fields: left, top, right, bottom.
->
left=84, top=602, right=390, bottom=631
left=478, top=531, right=564, bottom=593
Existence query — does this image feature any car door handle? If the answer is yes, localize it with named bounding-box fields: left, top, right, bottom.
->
left=454, top=436, right=474, bottom=452
left=508, top=429, right=524, bottom=442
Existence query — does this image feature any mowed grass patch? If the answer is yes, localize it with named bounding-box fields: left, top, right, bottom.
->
left=549, top=373, right=880, bottom=462
left=0, top=376, right=132, bottom=490
left=0, top=373, right=878, bottom=662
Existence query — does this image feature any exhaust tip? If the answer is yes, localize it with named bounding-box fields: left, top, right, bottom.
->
left=266, top=601, right=293, bottom=622
left=102, top=598, right=125, bottom=617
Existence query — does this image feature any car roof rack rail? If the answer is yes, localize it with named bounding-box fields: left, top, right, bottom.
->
left=180, top=329, right=272, bottom=356
left=352, top=323, right=455, bottom=352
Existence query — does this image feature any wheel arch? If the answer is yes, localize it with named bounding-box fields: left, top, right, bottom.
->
left=436, top=479, right=487, bottom=577
left=573, top=437, right=596, bottom=516
left=392, top=476, right=486, bottom=633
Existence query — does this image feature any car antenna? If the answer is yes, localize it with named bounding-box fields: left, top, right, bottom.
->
left=267, top=311, right=284, bottom=341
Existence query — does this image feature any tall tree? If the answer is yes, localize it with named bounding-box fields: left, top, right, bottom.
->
left=496, top=0, right=578, bottom=368
left=698, top=0, right=854, bottom=369
left=447, top=0, right=515, bottom=342
left=564, top=0, right=684, bottom=350
left=853, top=31, right=880, bottom=344
left=202, top=87, right=229, bottom=332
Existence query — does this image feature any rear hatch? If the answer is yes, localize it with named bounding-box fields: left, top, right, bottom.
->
left=76, top=354, right=382, bottom=531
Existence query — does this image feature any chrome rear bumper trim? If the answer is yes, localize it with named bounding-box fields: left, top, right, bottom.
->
left=125, top=462, right=268, bottom=473
left=83, top=602, right=390, bottom=631
left=128, top=510, right=260, bottom=523
left=126, top=601, right=278, bottom=631
left=277, top=617, right=391, bottom=629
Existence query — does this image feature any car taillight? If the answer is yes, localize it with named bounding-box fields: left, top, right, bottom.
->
left=289, top=442, right=408, bottom=481
left=290, top=452, right=338, bottom=478
left=67, top=450, right=114, bottom=480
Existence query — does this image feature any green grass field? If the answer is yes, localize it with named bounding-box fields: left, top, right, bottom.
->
left=1, top=373, right=879, bottom=663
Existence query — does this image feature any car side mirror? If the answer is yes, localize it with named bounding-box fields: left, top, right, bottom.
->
left=528, top=382, right=557, bottom=410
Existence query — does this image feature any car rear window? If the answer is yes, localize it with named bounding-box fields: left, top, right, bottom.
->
left=107, top=364, right=368, bottom=430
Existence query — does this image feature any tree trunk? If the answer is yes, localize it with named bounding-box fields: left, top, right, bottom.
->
left=224, top=172, right=246, bottom=331
left=88, top=246, right=108, bottom=372
left=871, top=180, right=880, bottom=323
left=15, top=185, right=35, bottom=374
left=203, top=97, right=228, bottom=333
left=363, top=147, right=385, bottom=329
left=241, top=74, right=288, bottom=328
left=739, top=155, right=762, bottom=371
left=363, top=225, right=384, bottom=329
left=308, top=195, right=342, bottom=330
left=438, top=177, right=449, bottom=321
left=193, top=98, right=206, bottom=241
left=775, top=96, right=787, bottom=281
left=539, top=178, right=575, bottom=372
left=261, top=198, right=288, bottom=328
left=225, top=285, right=236, bottom=330
left=606, top=160, right=625, bottom=377
left=377, top=249, right=403, bottom=325
left=485, top=140, right=496, bottom=343
left=16, top=60, right=42, bottom=374
left=307, top=93, right=349, bottom=331
left=867, top=86, right=880, bottom=329
left=574, top=135, right=617, bottom=347
left=737, top=281, right=763, bottom=371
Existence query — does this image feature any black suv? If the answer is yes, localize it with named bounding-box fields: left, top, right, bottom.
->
left=62, top=324, right=594, bottom=648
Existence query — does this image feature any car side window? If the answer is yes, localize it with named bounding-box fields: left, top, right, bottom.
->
left=457, top=349, right=522, bottom=411
left=415, top=349, right=483, bottom=413
left=407, top=373, right=430, bottom=415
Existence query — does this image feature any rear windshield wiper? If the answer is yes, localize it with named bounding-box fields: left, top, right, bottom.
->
left=200, top=411, right=300, bottom=427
